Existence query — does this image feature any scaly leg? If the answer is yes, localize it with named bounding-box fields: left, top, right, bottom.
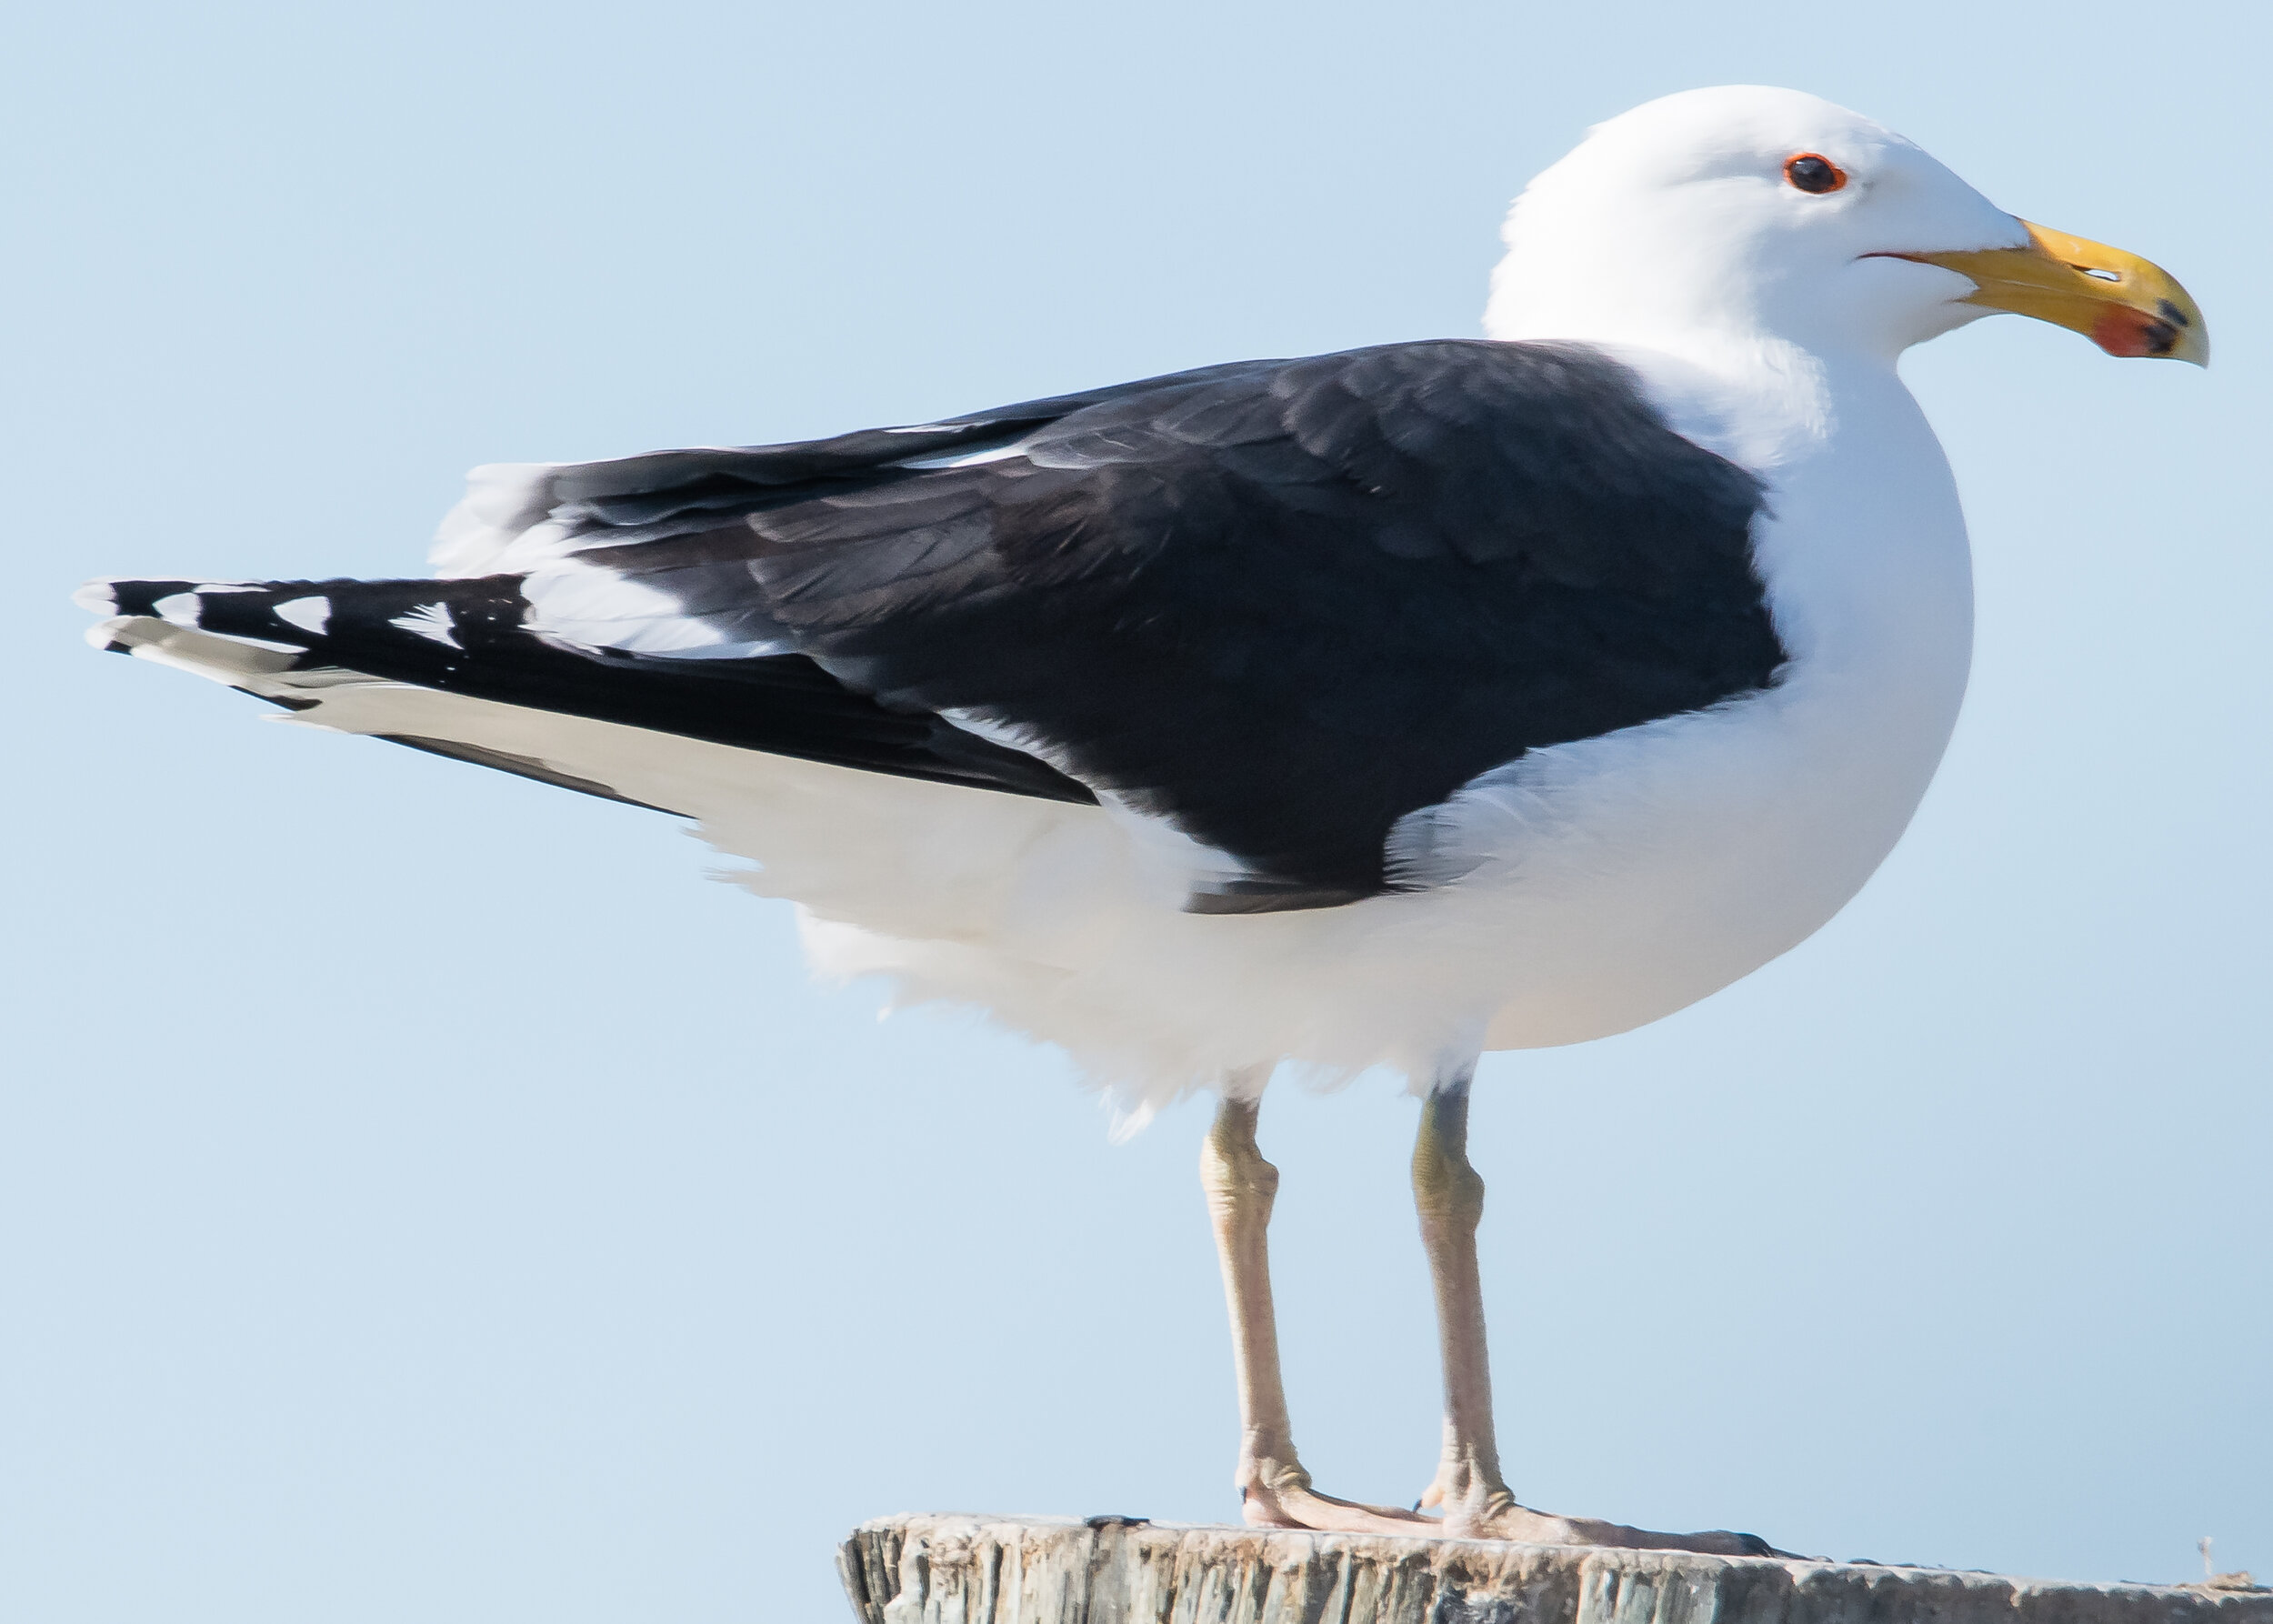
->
left=1412, top=1067, right=1783, bottom=1556
left=1203, top=1080, right=1426, bottom=1535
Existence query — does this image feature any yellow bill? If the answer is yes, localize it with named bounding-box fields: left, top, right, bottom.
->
left=1899, top=221, right=2208, bottom=365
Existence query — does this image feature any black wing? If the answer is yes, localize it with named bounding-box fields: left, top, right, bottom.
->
left=99, top=340, right=1782, bottom=910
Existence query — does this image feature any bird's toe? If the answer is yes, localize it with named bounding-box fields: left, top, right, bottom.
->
left=1448, top=1501, right=1792, bottom=1558
left=1240, top=1473, right=1433, bottom=1537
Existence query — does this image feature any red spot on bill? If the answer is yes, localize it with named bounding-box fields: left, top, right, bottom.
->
left=2090, top=305, right=2179, bottom=358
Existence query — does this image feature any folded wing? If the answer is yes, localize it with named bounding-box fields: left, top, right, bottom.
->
left=86, top=339, right=1782, bottom=911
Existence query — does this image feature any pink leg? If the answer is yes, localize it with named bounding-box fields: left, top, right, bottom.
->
left=1203, top=1083, right=1428, bottom=1535
left=1413, top=1068, right=1784, bottom=1556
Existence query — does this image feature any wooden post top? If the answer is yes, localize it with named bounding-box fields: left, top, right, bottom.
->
left=840, top=1513, right=2271, bottom=1624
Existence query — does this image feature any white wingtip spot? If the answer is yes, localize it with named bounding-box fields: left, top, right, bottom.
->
left=71, top=579, right=120, bottom=616
left=152, top=592, right=204, bottom=627
left=272, top=596, right=332, bottom=636
left=388, top=602, right=460, bottom=648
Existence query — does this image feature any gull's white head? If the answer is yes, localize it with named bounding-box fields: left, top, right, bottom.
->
left=1487, top=85, right=2205, bottom=367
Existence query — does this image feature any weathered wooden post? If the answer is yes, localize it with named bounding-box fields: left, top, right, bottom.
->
left=840, top=1515, right=2269, bottom=1624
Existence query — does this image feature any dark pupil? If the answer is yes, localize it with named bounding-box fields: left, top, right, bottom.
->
left=1788, top=156, right=1837, bottom=193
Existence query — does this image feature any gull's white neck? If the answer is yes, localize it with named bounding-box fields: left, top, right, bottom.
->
left=1492, top=304, right=1972, bottom=675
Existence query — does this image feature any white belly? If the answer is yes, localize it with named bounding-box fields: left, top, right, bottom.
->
left=1466, top=647, right=1966, bottom=1050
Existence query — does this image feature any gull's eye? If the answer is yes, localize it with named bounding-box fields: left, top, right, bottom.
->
left=1783, top=153, right=1847, bottom=195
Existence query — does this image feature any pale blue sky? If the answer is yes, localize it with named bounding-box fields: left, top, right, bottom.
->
left=5, top=3, right=2267, bottom=1620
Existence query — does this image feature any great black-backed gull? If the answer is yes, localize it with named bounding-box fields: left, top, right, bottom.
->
left=77, top=86, right=2205, bottom=1550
